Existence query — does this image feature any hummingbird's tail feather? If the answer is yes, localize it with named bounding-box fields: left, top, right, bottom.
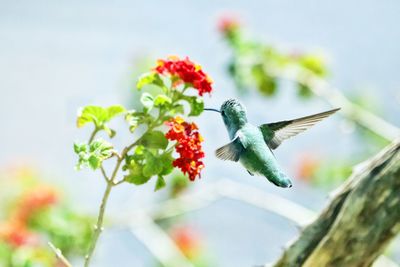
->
left=265, top=172, right=292, bottom=188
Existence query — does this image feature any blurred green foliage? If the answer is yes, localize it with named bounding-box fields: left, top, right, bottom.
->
left=0, top=166, right=93, bottom=267
left=221, top=19, right=328, bottom=98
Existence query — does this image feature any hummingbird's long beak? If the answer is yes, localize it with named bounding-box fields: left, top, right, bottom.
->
left=203, top=108, right=221, bottom=113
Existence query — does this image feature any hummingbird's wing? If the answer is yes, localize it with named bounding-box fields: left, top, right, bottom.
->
left=215, top=134, right=245, bottom=162
left=259, top=108, right=340, bottom=149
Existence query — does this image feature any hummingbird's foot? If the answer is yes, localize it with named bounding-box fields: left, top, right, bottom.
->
left=247, top=170, right=254, bottom=176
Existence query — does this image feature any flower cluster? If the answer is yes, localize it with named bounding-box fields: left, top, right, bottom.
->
left=155, top=56, right=213, bottom=96
left=0, top=187, right=58, bottom=247
left=165, top=117, right=205, bottom=181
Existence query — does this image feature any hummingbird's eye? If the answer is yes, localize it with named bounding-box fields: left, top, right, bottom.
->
left=221, top=110, right=225, bottom=116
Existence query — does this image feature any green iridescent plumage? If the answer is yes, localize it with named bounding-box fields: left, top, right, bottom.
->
left=206, top=99, right=339, bottom=188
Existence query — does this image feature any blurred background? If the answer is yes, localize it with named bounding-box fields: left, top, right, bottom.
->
left=0, top=1, right=399, bottom=266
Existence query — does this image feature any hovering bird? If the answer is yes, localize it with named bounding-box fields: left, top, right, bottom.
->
left=204, top=99, right=340, bottom=188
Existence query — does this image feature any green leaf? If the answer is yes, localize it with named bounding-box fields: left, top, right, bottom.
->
left=170, top=103, right=185, bottom=115
left=143, top=152, right=163, bottom=177
left=76, top=105, right=126, bottom=137
left=140, top=92, right=154, bottom=112
left=103, top=125, right=116, bottom=138
left=123, top=149, right=167, bottom=185
left=183, top=96, right=204, bottom=116
left=89, top=139, right=113, bottom=155
left=74, top=142, right=87, bottom=154
left=258, top=76, right=277, bottom=96
left=154, top=175, right=166, bottom=191
left=299, top=54, right=327, bottom=77
left=88, top=155, right=101, bottom=170
left=134, top=145, right=145, bottom=156
left=137, top=72, right=166, bottom=90
left=74, top=138, right=114, bottom=170
left=139, top=131, right=168, bottom=149
left=124, top=162, right=150, bottom=185
left=298, top=84, right=313, bottom=98
left=154, top=94, right=172, bottom=107
left=137, top=72, right=156, bottom=90
left=160, top=152, right=174, bottom=176
left=77, top=106, right=108, bottom=128
left=251, top=64, right=277, bottom=96
left=125, top=110, right=140, bottom=132
left=77, top=105, right=126, bottom=128
left=106, top=105, right=126, bottom=119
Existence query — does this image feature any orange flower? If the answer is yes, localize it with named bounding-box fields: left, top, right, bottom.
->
left=0, top=222, right=37, bottom=247
left=296, top=154, right=320, bottom=182
left=171, top=226, right=201, bottom=259
left=14, top=186, right=58, bottom=223
left=165, top=117, right=205, bottom=181
left=155, top=56, right=213, bottom=96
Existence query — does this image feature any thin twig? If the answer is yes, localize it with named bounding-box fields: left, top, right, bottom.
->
left=100, top=165, right=109, bottom=182
left=114, top=179, right=125, bottom=186
left=48, top=242, right=73, bottom=267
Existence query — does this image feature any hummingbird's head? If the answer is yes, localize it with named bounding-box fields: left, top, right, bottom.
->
left=203, top=99, right=248, bottom=136
left=220, top=98, right=248, bottom=130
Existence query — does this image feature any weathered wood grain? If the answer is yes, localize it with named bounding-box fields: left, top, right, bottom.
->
left=273, top=138, right=400, bottom=267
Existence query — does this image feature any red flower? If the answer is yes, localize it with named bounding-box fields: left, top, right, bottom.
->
left=154, top=56, right=213, bottom=96
left=165, top=117, right=205, bottom=181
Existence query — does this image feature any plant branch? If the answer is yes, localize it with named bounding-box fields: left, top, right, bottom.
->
left=84, top=179, right=113, bottom=267
left=114, top=179, right=125, bottom=186
left=48, top=242, right=73, bottom=267
left=83, top=116, right=163, bottom=266
left=100, top=165, right=109, bottom=182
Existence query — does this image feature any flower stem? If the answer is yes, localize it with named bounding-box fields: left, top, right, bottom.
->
left=83, top=127, right=154, bottom=266
left=88, top=127, right=99, bottom=144
left=83, top=107, right=169, bottom=266
left=84, top=179, right=113, bottom=267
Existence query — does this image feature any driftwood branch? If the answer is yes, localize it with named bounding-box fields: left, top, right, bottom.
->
left=273, top=138, right=400, bottom=267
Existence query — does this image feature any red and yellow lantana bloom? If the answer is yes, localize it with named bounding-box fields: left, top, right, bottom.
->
left=165, top=116, right=205, bottom=181
left=155, top=56, right=213, bottom=96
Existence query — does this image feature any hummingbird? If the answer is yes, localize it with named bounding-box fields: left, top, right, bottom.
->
left=204, top=99, right=340, bottom=188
